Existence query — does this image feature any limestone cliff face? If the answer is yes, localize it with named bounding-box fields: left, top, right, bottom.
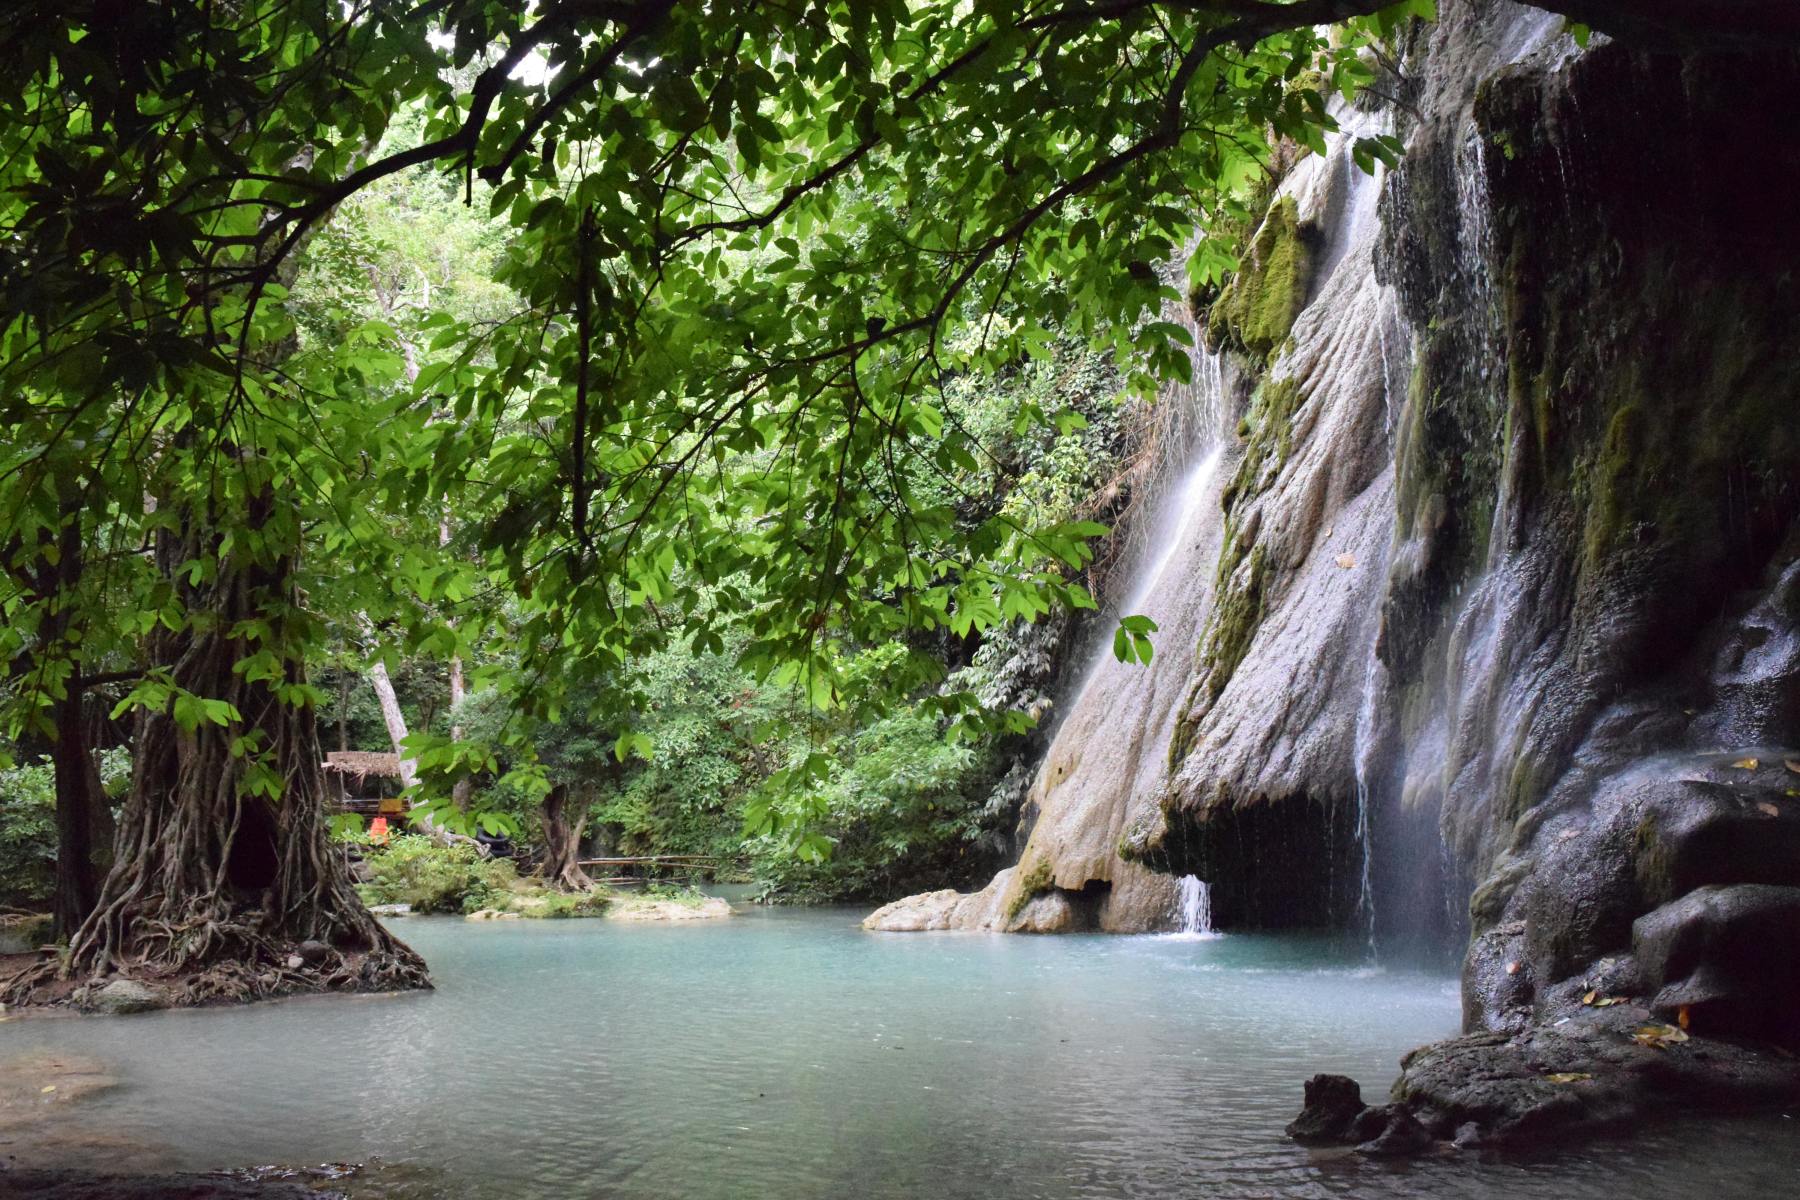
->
left=869, top=0, right=1800, bottom=1061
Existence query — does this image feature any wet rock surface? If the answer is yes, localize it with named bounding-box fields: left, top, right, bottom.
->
left=1291, top=1005, right=1800, bottom=1155
left=1285, top=1074, right=1367, bottom=1144
left=0, top=1168, right=337, bottom=1199
left=1632, top=883, right=1800, bottom=1047
left=86, top=981, right=169, bottom=1017
left=871, top=0, right=1800, bottom=1158
left=606, top=895, right=733, bottom=922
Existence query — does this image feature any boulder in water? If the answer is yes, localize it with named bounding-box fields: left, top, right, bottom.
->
left=1351, top=1106, right=1435, bottom=1158
left=862, top=889, right=966, bottom=932
left=1284, top=1074, right=1367, bottom=1144
left=87, top=981, right=167, bottom=1016
left=1388, top=1005, right=1800, bottom=1152
left=606, top=896, right=732, bottom=922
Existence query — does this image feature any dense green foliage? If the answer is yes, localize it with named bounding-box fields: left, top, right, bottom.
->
left=355, top=834, right=520, bottom=914
left=0, top=1, right=1430, bottom=928
left=0, top=760, right=57, bottom=909
left=0, top=750, right=126, bottom=909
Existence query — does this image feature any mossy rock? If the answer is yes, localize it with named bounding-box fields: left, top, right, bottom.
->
left=1198, top=542, right=1270, bottom=707
left=1003, top=857, right=1055, bottom=922
left=1221, top=375, right=1307, bottom=516
left=1204, top=196, right=1318, bottom=361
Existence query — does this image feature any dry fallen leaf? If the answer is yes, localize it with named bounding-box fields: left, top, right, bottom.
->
left=1678, top=1005, right=1691, bottom=1031
left=1631, top=1023, right=1690, bottom=1049
left=1758, top=802, right=1780, bottom=817
left=40, top=1085, right=55, bottom=1094
left=1731, top=757, right=1760, bottom=770
left=1786, top=759, right=1800, bottom=775
left=1546, top=1072, right=1593, bottom=1084
left=1582, top=988, right=1599, bottom=1005
left=1335, top=553, right=1355, bottom=569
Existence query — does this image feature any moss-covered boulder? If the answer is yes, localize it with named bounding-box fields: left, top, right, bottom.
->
left=1204, top=196, right=1318, bottom=360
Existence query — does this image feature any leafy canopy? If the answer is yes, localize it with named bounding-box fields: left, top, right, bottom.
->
left=0, top=1, right=1424, bottom=795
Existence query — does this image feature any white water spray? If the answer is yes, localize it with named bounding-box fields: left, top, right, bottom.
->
left=1349, top=652, right=1385, bottom=956
left=1121, top=446, right=1226, bottom=617
left=1172, top=874, right=1217, bottom=939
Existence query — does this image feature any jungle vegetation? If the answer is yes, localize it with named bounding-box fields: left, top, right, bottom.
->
left=1, top=0, right=1459, bottom=1000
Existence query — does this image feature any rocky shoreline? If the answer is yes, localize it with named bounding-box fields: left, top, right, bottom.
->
left=1288, top=1003, right=1800, bottom=1156
left=0, top=1167, right=350, bottom=1199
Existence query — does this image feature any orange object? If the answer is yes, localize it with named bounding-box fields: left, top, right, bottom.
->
left=369, top=816, right=390, bottom=844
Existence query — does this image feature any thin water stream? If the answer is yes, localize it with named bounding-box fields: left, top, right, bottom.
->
left=4, top=911, right=1795, bottom=1198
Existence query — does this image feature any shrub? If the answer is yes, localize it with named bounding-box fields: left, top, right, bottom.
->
left=528, top=890, right=612, bottom=918
left=357, top=835, right=516, bottom=914
left=0, top=760, right=56, bottom=909
left=638, top=880, right=705, bottom=906
left=749, top=708, right=995, bottom=904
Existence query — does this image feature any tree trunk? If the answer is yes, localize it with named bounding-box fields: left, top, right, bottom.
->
left=10, top=494, right=429, bottom=1006
left=539, top=786, right=592, bottom=891
left=439, top=457, right=473, bottom=809
left=445, top=518, right=471, bottom=807
left=367, top=657, right=420, bottom=789
left=16, top=499, right=113, bottom=940
left=49, top=686, right=104, bottom=940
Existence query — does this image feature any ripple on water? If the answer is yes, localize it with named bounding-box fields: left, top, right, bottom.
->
left=2, top=910, right=1796, bottom=1199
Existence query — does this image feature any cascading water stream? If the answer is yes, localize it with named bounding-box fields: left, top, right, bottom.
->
left=1350, top=654, right=1385, bottom=957
left=1120, top=447, right=1225, bottom=618
left=1056, top=318, right=1227, bottom=717
left=1172, top=874, right=1218, bottom=939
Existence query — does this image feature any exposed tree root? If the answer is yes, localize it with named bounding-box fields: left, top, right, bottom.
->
left=2, top=497, right=431, bottom=1011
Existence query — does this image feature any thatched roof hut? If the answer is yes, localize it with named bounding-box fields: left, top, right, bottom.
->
left=321, top=751, right=404, bottom=809
left=322, top=750, right=402, bottom=778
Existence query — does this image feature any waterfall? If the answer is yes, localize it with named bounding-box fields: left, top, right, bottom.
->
left=1172, top=875, right=1217, bottom=939
left=1120, top=446, right=1226, bottom=619
left=1350, top=653, right=1384, bottom=955
left=1053, top=334, right=1228, bottom=725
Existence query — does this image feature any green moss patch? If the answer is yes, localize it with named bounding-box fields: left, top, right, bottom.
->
left=1004, top=857, right=1055, bottom=922
left=1204, top=196, right=1317, bottom=361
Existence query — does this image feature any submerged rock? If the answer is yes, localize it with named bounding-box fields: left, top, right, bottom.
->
left=0, top=1168, right=335, bottom=1199
left=606, top=896, right=732, bottom=922
left=0, top=1052, right=119, bottom=1114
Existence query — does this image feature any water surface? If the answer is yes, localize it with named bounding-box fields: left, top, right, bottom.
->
left=4, top=908, right=1795, bottom=1198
